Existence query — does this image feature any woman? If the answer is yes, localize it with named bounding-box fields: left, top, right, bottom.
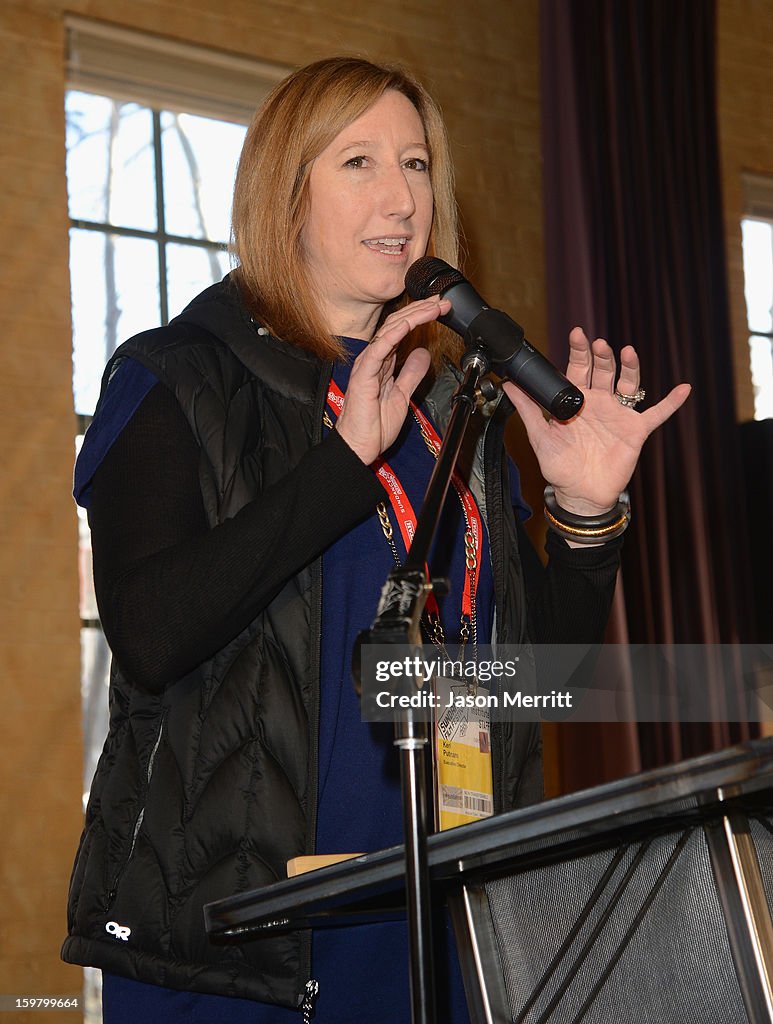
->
left=62, top=57, right=689, bottom=1022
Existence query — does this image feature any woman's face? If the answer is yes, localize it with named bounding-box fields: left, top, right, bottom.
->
left=301, top=89, right=434, bottom=339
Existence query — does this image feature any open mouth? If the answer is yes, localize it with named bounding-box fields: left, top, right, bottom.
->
left=363, top=237, right=408, bottom=256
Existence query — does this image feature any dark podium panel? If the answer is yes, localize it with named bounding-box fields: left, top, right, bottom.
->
left=205, top=739, right=773, bottom=1023
left=455, top=815, right=773, bottom=1023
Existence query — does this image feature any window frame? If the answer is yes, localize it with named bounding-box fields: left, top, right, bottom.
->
left=741, top=173, right=773, bottom=422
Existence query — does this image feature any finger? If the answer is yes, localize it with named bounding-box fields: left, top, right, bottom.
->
left=503, top=380, right=550, bottom=440
left=357, top=296, right=449, bottom=381
left=615, top=344, right=640, bottom=396
left=639, top=383, right=692, bottom=433
left=588, top=338, right=617, bottom=392
left=349, top=343, right=396, bottom=388
left=393, top=347, right=431, bottom=401
left=565, top=327, right=593, bottom=388
left=377, top=296, right=451, bottom=340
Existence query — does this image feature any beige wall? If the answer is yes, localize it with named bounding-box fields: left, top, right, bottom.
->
left=0, top=0, right=544, bottom=1013
left=0, top=3, right=83, bottom=1014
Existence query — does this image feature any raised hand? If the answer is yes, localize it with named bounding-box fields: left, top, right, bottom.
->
left=504, top=327, right=691, bottom=516
left=335, top=296, right=451, bottom=464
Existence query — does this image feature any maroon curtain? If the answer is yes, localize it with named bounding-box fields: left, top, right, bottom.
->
left=540, top=0, right=757, bottom=785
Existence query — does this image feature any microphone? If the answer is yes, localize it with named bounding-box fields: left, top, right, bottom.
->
left=405, top=257, right=584, bottom=421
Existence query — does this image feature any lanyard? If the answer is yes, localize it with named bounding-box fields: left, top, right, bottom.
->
left=408, top=404, right=483, bottom=621
left=325, top=380, right=483, bottom=635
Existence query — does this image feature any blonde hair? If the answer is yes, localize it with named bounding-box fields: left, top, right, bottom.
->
left=231, top=56, right=460, bottom=364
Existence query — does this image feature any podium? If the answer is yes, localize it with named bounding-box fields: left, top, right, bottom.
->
left=205, top=739, right=773, bottom=1023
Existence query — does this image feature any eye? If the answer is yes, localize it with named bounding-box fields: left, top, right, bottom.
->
left=403, top=156, right=429, bottom=172
left=344, top=155, right=368, bottom=169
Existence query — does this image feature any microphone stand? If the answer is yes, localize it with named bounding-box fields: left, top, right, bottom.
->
left=355, top=347, right=491, bottom=1024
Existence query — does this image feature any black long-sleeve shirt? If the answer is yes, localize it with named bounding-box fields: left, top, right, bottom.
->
left=89, top=382, right=622, bottom=691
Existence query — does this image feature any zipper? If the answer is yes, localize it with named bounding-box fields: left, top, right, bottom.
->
left=298, top=362, right=332, bottom=985
left=106, top=713, right=166, bottom=908
left=300, top=978, right=320, bottom=1022
left=486, top=403, right=533, bottom=814
left=481, top=411, right=508, bottom=816
left=307, top=361, right=330, bottom=859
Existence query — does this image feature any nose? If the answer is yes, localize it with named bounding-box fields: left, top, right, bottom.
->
left=381, top=163, right=416, bottom=220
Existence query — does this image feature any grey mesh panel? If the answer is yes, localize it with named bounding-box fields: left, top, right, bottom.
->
left=481, top=824, right=759, bottom=1024
left=751, top=817, right=773, bottom=923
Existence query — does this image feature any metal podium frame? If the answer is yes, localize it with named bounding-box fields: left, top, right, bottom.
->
left=205, top=738, right=773, bottom=1023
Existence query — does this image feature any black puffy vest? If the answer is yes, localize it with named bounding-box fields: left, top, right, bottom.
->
left=62, top=278, right=541, bottom=1009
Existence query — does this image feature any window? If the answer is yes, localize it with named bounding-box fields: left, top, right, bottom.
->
left=66, top=92, right=246, bottom=416
left=67, top=87, right=249, bottom=782
left=65, top=14, right=287, bottom=421
left=64, top=20, right=287, bottom=1020
left=742, top=174, right=773, bottom=421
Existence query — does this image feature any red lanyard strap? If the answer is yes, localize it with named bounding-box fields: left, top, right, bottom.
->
left=326, top=382, right=439, bottom=617
left=325, top=381, right=483, bottom=625
left=408, top=404, right=483, bottom=619
left=327, top=381, right=421, bottom=550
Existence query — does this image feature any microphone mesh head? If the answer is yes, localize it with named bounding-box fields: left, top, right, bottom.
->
left=405, top=257, right=465, bottom=300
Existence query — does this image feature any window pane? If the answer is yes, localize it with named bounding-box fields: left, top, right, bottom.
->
left=80, top=626, right=111, bottom=804
left=750, top=334, right=773, bottom=421
left=70, top=228, right=160, bottom=415
left=742, top=219, right=773, bottom=334
left=161, top=111, right=246, bottom=241
left=66, top=91, right=157, bottom=232
left=76, top=436, right=98, bottom=620
left=166, top=242, right=230, bottom=318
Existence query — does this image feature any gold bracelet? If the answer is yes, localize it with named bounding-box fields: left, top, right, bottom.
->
left=543, top=487, right=631, bottom=544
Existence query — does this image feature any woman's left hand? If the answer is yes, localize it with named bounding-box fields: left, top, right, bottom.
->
left=503, top=327, right=691, bottom=516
